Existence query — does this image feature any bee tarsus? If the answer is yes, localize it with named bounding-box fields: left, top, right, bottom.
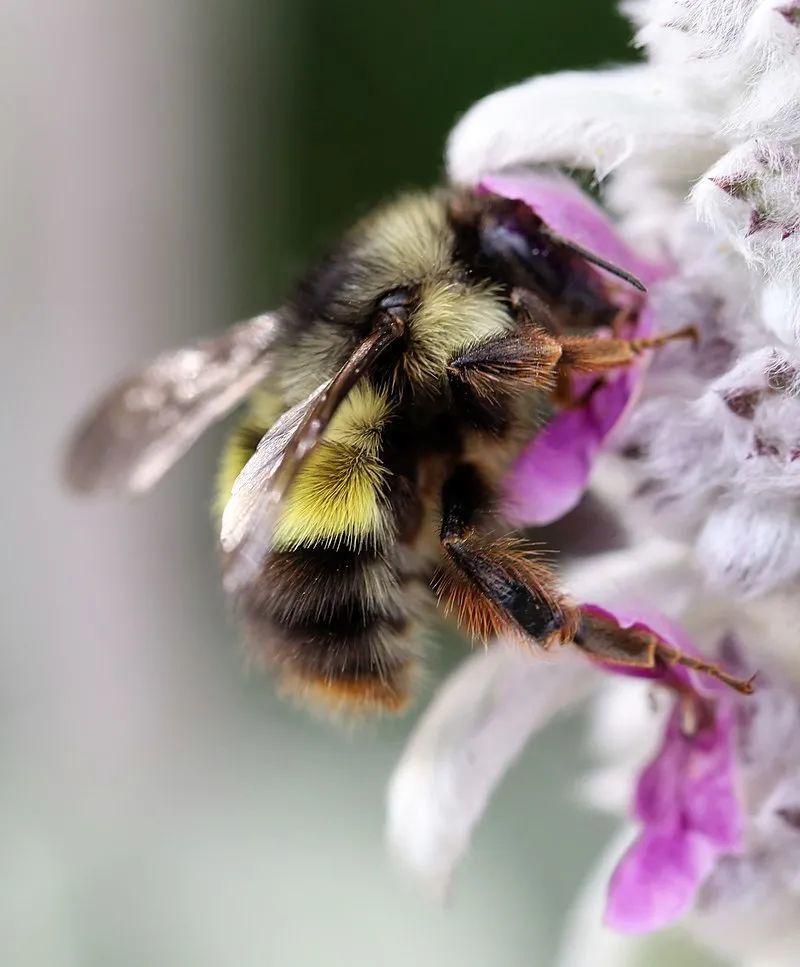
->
left=574, top=609, right=755, bottom=696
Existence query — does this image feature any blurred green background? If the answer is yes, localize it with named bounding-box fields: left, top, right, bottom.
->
left=232, top=0, right=633, bottom=305
left=0, top=1, right=690, bottom=965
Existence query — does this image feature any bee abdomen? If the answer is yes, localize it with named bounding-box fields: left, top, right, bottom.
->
left=239, top=545, right=427, bottom=714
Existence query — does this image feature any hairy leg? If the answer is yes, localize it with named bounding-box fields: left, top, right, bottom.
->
left=447, top=328, right=562, bottom=400
left=434, top=463, right=576, bottom=645
left=434, top=469, right=754, bottom=696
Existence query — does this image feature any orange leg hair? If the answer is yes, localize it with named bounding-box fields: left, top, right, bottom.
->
left=435, top=464, right=576, bottom=647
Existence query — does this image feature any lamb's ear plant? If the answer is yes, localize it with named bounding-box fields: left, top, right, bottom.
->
left=388, top=3, right=800, bottom=963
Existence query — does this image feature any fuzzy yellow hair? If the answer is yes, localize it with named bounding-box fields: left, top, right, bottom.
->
left=352, top=191, right=452, bottom=281
left=216, top=382, right=393, bottom=552
left=272, top=382, right=393, bottom=551
left=403, top=280, right=511, bottom=385
left=216, top=379, right=394, bottom=556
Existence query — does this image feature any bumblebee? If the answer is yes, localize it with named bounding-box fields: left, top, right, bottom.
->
left=65, top=186, right=753, bottom=712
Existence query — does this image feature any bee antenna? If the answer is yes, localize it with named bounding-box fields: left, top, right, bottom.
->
left=541, top=227, right=647, bottom=292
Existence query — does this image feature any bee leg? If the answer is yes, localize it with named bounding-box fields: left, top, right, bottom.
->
left=552, top=373, right=607, bottom=409
left=557, top=324, right=699, bottom=374
left=574, top=608, right=755, bottom=695
left=509, top=287, right=562, bottom=332
left=447, top=327, right=562, bottom=400
left=434, top=464, right=578, bottom=646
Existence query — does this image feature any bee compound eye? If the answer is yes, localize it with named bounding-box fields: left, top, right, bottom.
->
left=373, top=287, right=416, bottom=335
left=376, top=287, right=415, bottom=311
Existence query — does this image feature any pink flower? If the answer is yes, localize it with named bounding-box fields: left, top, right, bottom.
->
left=584, top=607, right=744, bottom=934
left=480, top=173, right=667, bottom=526
left=606, top=697, right=740, bottom=933
left=387, top=593, right=749, bottom=926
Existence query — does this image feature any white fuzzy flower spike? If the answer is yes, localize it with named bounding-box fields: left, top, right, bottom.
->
left=447, top=66, right=722, bottom=188
left=694, top=140, right=800, bottom=343
left=388, top=0, right=800, bottom=956
left=386, top=645, right=596, bottom=898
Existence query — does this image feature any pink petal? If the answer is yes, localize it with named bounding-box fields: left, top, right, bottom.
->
left=634, top=711, right=691, bottom=826
left=680, top=705, right=741, bottom=851
left=504, top=364, right=639, bottom=525
left=482, top=174, right=667, bottom=527
left=584, top=604, right=742, bottom=846
left=633, top=704, right=740, bottom=848
left=580, top=603, right=744, bottom=931
left=605, top=827, right=718, bottom=933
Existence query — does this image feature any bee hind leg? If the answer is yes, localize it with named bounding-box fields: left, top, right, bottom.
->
left=434, top=463, right=578, bottom=647
left=574, top=608, right=755, bottom=695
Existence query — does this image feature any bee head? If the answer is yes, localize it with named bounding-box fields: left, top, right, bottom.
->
left=282, top=189, right=514, bottom=401
left=350, top=192, right=514, bottom=394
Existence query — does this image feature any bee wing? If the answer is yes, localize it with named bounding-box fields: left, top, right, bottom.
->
left=221, top=320, right=403, bottom=594
left=64, top=312, right=283, bottom=495
left=219, top=380, right=329, bottom=563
